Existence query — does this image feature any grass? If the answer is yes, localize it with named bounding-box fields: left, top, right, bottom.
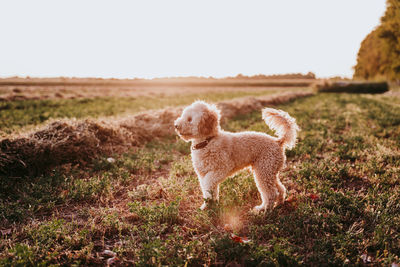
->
left=0, top=88, right=305, bottom=135
left=0, top=93, right=399, bottom=265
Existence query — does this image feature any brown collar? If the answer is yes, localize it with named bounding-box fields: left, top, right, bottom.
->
left=192, top=136, right=215, bottom=150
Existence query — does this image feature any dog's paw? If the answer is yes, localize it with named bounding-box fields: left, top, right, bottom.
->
left=200, top=202, right=208, bottom=210
left=253, top=204, right=266, bottom=213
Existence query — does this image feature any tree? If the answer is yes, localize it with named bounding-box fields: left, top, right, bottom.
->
left=354, top=0, right=400, bottom=81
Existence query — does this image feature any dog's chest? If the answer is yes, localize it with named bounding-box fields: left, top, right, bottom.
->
left=190, top=148, right=215, bottom=175
left=190, top=142, right=235, bottom=177
left=191, top=149, right=208, bottom=166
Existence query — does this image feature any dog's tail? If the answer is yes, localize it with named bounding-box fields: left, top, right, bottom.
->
left=262, top=108, right=299, bottom=149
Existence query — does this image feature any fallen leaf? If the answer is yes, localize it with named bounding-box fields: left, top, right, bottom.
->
left=230, top=233, right=251, bottom=244
left=230, top=234, right=242, bottom=243
left=309, top=193, right=319, bottom=201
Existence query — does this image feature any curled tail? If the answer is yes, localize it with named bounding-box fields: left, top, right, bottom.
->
left=262, top=107, right=299, bottom=149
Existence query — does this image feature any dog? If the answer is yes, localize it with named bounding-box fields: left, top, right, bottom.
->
left=174, top=101, right=299, bottom=211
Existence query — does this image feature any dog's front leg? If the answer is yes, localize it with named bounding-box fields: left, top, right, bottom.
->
left=199, top=172, right=220, bottom=210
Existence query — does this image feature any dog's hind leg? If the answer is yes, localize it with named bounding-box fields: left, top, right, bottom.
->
left=252, top=164, right=278, bottom=211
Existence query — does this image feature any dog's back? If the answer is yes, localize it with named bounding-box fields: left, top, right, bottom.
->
left=192, top=130, right=283, bottom=178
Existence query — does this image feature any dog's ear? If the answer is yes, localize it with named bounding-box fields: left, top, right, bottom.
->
left=198, top=107, right=219, bottom=136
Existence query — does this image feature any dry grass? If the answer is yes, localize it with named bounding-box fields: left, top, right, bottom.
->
left=1, top=93, right=398, bottom=266
left=0, top=94, right=400, bottom=266
left=0, top=77, right=316, bottom=101
left=0, top=85, right=298, bottom=101
left=0, top=92, right=312, bottom=177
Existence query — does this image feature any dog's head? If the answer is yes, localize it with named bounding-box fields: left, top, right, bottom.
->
left=174, top=101, right=220, bottom=141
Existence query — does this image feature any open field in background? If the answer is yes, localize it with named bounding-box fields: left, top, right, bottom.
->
left=0, top=85, right=310, bottom=102
left=0, top=83, right=399, bottom=265
left=0, top=86, right=310, bottom=136
left=0, top=77, right=316, bottom=101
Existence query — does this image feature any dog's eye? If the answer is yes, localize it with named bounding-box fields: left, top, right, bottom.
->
left=188, top=117, right=192, bottom=122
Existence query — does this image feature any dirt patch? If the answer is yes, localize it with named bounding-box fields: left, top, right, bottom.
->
left=0, top=91, right=313, bottom=177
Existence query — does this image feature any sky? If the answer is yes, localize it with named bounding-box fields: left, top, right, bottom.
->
left=0, top=0, right=386, bottom=79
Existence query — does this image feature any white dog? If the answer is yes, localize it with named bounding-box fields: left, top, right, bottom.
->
left=174, top=101, right=299, bottom=211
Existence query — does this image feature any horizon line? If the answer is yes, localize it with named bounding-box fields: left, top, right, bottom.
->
left=0, top=72, right=351, bottom=80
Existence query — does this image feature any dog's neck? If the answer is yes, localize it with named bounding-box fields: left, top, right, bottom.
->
left=191, top=136, right=215, bottom=150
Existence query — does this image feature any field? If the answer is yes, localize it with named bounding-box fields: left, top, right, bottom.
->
left=0, top=77, right=313, bottom=136
left=0, top=82, right=399, bottom=266
left=0, top=77, right=315, bottom=102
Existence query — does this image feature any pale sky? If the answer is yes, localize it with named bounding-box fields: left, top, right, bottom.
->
left=0, top=0, right=386, bottom=79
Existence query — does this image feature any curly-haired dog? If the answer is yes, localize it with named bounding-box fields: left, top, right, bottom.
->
left=174, top=101, right=299, bottom=211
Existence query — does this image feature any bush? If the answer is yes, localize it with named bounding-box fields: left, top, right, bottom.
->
left=315, top=81, right=389, bottom=94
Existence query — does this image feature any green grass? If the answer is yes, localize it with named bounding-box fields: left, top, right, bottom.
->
left=0, top=93, right=399, bottom=265
left=0, top=88, right=303, bottom=135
